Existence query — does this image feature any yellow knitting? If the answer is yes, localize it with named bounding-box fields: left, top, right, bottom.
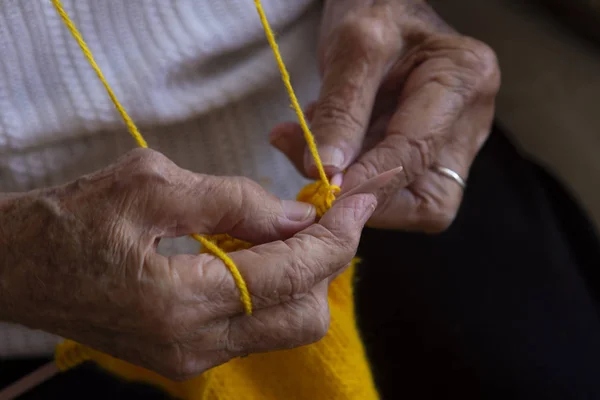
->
left=50, top=0, right=379, bottom=398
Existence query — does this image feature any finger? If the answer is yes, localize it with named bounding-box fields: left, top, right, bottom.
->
left=306, top=16, right=401, bottom=177
left=341, top=60, right=468, bottom=200
left=172, top=282, right=330, bottom=379
left=269, top=122, right=306, bottom=176
left=367, top=144, right=468, bottom=232
left=330, top=173, right=343, bottom=187
left=269, top=113, right=391, bottom=180
left=345, top=35, right=499, bottom=201
left=163, top=193, right=376, bottom=316
left=152, top=171, right=316, bottom=244
left=268, top=100, right=318, bottom=177
left=304, top=101, right=317, bottom=123
left=226, top=280, right=330, bottom=356
left=235, top=192, right=375, bottom=306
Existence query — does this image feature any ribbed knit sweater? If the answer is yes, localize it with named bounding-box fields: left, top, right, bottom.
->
left=0, top=0, right=321, bottom=358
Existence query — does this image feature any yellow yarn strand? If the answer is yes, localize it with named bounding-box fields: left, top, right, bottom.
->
left=253, top=0, right=330, bottom=187
left=50, top=0, right=147, bottom=149
left=44, top=3, right=381, bottom=400
left=192, top=234, right=252, bottom=314
left=49, top=0, right=252, bottom=315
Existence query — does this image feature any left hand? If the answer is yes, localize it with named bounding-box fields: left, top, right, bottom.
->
left=270, top=0, right=500, bottom=232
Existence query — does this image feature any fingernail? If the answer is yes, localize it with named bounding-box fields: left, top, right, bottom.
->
left=282, top=200, right=316, bottom=221
left=331, top=172, right=343, bottom=187
left=316, top=146, right=345, bottom=170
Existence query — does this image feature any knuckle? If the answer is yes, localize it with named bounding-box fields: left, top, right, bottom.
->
left=311, top=223, right=357, bottom=258
left=383, top=136, right=434, bottom=183
left=231, top=175, right=256, bottom=190
left=317, top=14, right=398, bottom=140
left=281, top=227, right=355, bottom=299
left=202, top=176, right=249, bottom=211
left=281, top=293, right=331, bottom=348
left=303, top=303, right=331, bottom=343
left=353, top=157, right=383, bottom=182
left=454, top=38, right=501, bottom=94
left=227, top=176, right=262, bottom=201
left=426, top=36, right=501, bottom=100
left=405, top=137, right=435, bottom=177
left=128, top=148, right=169, bottom=173
left=122, top=148, right=172, bottom=190
left=235, top=176, right=267, bottom=204
left=423, top=208, right=457, bottom=233
left=162, top=350, right=197, bottom=381
left=334, top=15, right=396, bottom=65
left=283, top=252, right=319, bottom=298
left=314, top=98, right=365, bottom=135
left=419, top=196, right=459, bottom=233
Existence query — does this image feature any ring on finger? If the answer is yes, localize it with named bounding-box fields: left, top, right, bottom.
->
left=431, top=165, right=466, bottom=189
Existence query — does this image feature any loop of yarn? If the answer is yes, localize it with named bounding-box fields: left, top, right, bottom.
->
left=50, top=0, right=252, bottom=315
left=43, top=2, right=380, bottom=399
left=55, top=340, right=92, bottom=371
left=200, top=234, right=253, bottom=254
left=50, top=0, right=341, bottom=318
left=46, top=6, right=380, bottom=400
left=297, top=181, right=341, bottom=218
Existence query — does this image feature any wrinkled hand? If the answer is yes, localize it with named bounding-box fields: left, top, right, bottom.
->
left=0, top=148, right=376, bottom=380
left=271, top=0, right=500, bottom=232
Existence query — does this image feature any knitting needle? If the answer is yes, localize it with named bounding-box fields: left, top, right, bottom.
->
left=335, top=166, right=404, bottom=202
left=0, top=361, right=59, bottom=400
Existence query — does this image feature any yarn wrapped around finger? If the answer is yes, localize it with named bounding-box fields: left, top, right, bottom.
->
left=49, top=0, right=379, bottom=398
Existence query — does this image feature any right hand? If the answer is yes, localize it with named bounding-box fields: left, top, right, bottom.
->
left=0, top=148, right=376, bottom=380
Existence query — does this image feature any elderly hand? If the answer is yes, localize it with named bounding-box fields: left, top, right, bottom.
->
left=271, top=0, right=500, bottom=232
left=0, top=148, right=376, bottom=380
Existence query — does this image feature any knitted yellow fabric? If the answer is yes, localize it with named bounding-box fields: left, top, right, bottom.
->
left=50, top=0, right=380, bottom=398
left=56, top=258, right=377, bottom=400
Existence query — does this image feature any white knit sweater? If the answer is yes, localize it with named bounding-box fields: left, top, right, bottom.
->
left=0, top=0, right=321, bottom=357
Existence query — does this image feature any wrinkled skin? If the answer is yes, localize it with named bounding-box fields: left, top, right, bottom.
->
left=0, top=0, right=500, bottom=383
left=271, top=0, right=501, bottom=232
left=0, top=148, right=377, bottom=381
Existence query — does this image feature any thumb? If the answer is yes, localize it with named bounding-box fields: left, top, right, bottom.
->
left=156, top=174, right=316, bottom=244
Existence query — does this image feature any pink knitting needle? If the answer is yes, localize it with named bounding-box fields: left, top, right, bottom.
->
left=0, top=361, right=59, bottom=400
left=335, top=166, right=404, bottom=202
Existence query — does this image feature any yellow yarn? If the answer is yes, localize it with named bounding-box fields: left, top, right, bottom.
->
left=50, top=0, right=147, bottom=149
left=50, top=0, right=379, bottom=398
left=297, top=181, right=341, bottom=217
left=191, top=234, right=253, bottom=315
left=49, top=0, right=253, bottom=315
left=56, top=259, right=378, bottom=400
left=252, top=0, right=330, bottom=186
